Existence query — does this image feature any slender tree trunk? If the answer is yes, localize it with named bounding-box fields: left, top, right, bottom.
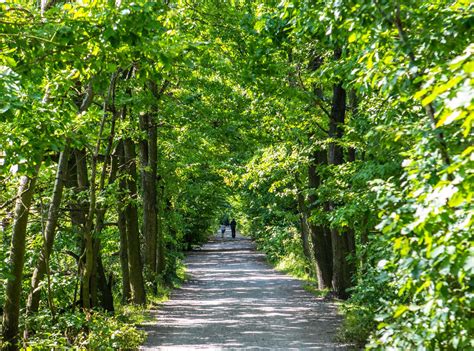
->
left=123, top=135, right=147, bottom=305
left=27, top=147, right=70, bottom=314
left=2, top=163, right=41, bottom=351
left=118, top=194, right=131, bottom=303
left=347, top=90, right=358, bottom=274
left=65, top=151, right=85, bottom=308
left=115, top=142, right=131, bottom=303
left=328, top=73, right=355, bottom=299
left=81, top=222, right=94, bottom=309
left=73, top=149, right=89, bottom=228
left=90, top=239, right=99, bottom=307
left=90, top=100, right=118, bottom=311
left=81, top=87, right=114, bottom=309
left=73, top=149, right=89, bottom=307
left=81, top=146, right=97, bottom=310
left=307, top=150, right=333, bottom=289
left=147, top=80, right=169, bottom=276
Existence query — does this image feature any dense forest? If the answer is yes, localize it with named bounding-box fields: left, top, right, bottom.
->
left=1, top=0, right=472, bottom=350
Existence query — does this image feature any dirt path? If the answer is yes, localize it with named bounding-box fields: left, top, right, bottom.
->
left=141, top=231, right=349, bottom=350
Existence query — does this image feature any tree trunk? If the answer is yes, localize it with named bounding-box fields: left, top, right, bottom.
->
left=77, top=148, right=94, bottom=309
left=123, top=136, right=147, bottom=305
left=89, top=105, right=118, bottom=312
left=95, top=250, right=114, bottom=311
left=328, top=74, right=355, bottom=299
left=27, top=147, right=70, bottom=314
left=72, top=149, right=89, bottom=231
left=139, top=113, right=157, bottom=281
left=307, top=150, right=333, bottom=289
left=147, top=80, right=169, bottom=276
left=118, top=190, right=131, bottom=303
left=81, top=92, right=115, bottom=309
left=116, top=142, right=131, bottom=303
left=2, top=163, right=41, bottom=351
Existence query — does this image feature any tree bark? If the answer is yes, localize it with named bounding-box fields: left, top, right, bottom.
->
left=139, top=113, right=157, bottom=281
left=27, top=147, right=70, bottom=314
left=328, top=74, right=355, bottom=299
left=307, top=150, right=333, bottom=289
left=89, top=99, right=119, bottom=311
left=2, top=163, right=41, bottom=351
left=116, top=142, right=131, bottom=303
left=147, top=80, right=169, bottom=276
left=95, top=250, right=114, bottom=311
left=118, top=187, right=131, bottom=303
left=123, top=135, right=147, bottom=305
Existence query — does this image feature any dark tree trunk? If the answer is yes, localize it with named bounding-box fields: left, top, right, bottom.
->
left=123, top=136, right=147, bottom=305
left=147, top=80, right=169, bottom=276
left=74, top=147, right=97, bottom=310
left=118, top=191, right=131, bottom=303
left=2, top=163, right=40, bottom=351
left=139, top=113, right=158, bottom=282
left=328, top=73, right=355, bottom=299
left=96, top=251, right=114, bottom=311
left=307, top=150, right=333, bottom=289
left=65, top=151, right=86, bottom=309
left=90, top=108, right=118, bottom=312
left=116, top=142, right=131, bottom=303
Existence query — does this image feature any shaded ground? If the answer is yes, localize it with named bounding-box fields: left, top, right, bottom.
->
left=141, top=230, right=349, bottom=350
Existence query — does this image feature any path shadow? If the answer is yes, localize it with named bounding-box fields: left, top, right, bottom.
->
left=141, top=234, right=349, bottom=350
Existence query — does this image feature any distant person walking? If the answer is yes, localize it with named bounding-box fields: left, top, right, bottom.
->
left=220, top=224, right=226, bottom=239
left=230, top=219, right=237, bottom=238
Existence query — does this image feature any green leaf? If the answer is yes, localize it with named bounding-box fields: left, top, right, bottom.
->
left=348, top=33, right=357, bottom=43
left=393, top=305, right=408, bottom=318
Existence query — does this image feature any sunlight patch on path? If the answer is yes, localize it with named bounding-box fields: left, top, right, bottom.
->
left=141, top=233, right=349, bottom=350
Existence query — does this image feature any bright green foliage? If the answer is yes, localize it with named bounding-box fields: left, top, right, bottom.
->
left=0, top=0, right=472, bottom=349
left=23, top=309, right=145, bottom=350
left=227, top=0, right=473, bottom=349
left=367, top=43, right=474, bottom=349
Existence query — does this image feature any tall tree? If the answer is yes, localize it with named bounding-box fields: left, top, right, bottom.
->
left=2, top=163, right=41, bottom=350
left=26, top=148, right=69, bottom=314
left=307, top=150, right=333, bottom=289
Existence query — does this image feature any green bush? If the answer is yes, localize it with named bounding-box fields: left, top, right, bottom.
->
left=23, top=309, right=145, bottom=350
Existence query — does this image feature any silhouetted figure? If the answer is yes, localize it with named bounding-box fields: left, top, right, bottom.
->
left=230, top=219, right=237, bottom=238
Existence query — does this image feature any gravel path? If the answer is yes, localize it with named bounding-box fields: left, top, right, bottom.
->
left=141, top=231, right=349, bottom=350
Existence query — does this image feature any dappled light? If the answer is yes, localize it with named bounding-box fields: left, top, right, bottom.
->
left=141, top=234, right=347, bottom=350
left=1, top=0, right=471, bottom=349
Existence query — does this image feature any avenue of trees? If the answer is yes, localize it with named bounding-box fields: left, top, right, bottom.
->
left=1, top=0, right=472, bottom=350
